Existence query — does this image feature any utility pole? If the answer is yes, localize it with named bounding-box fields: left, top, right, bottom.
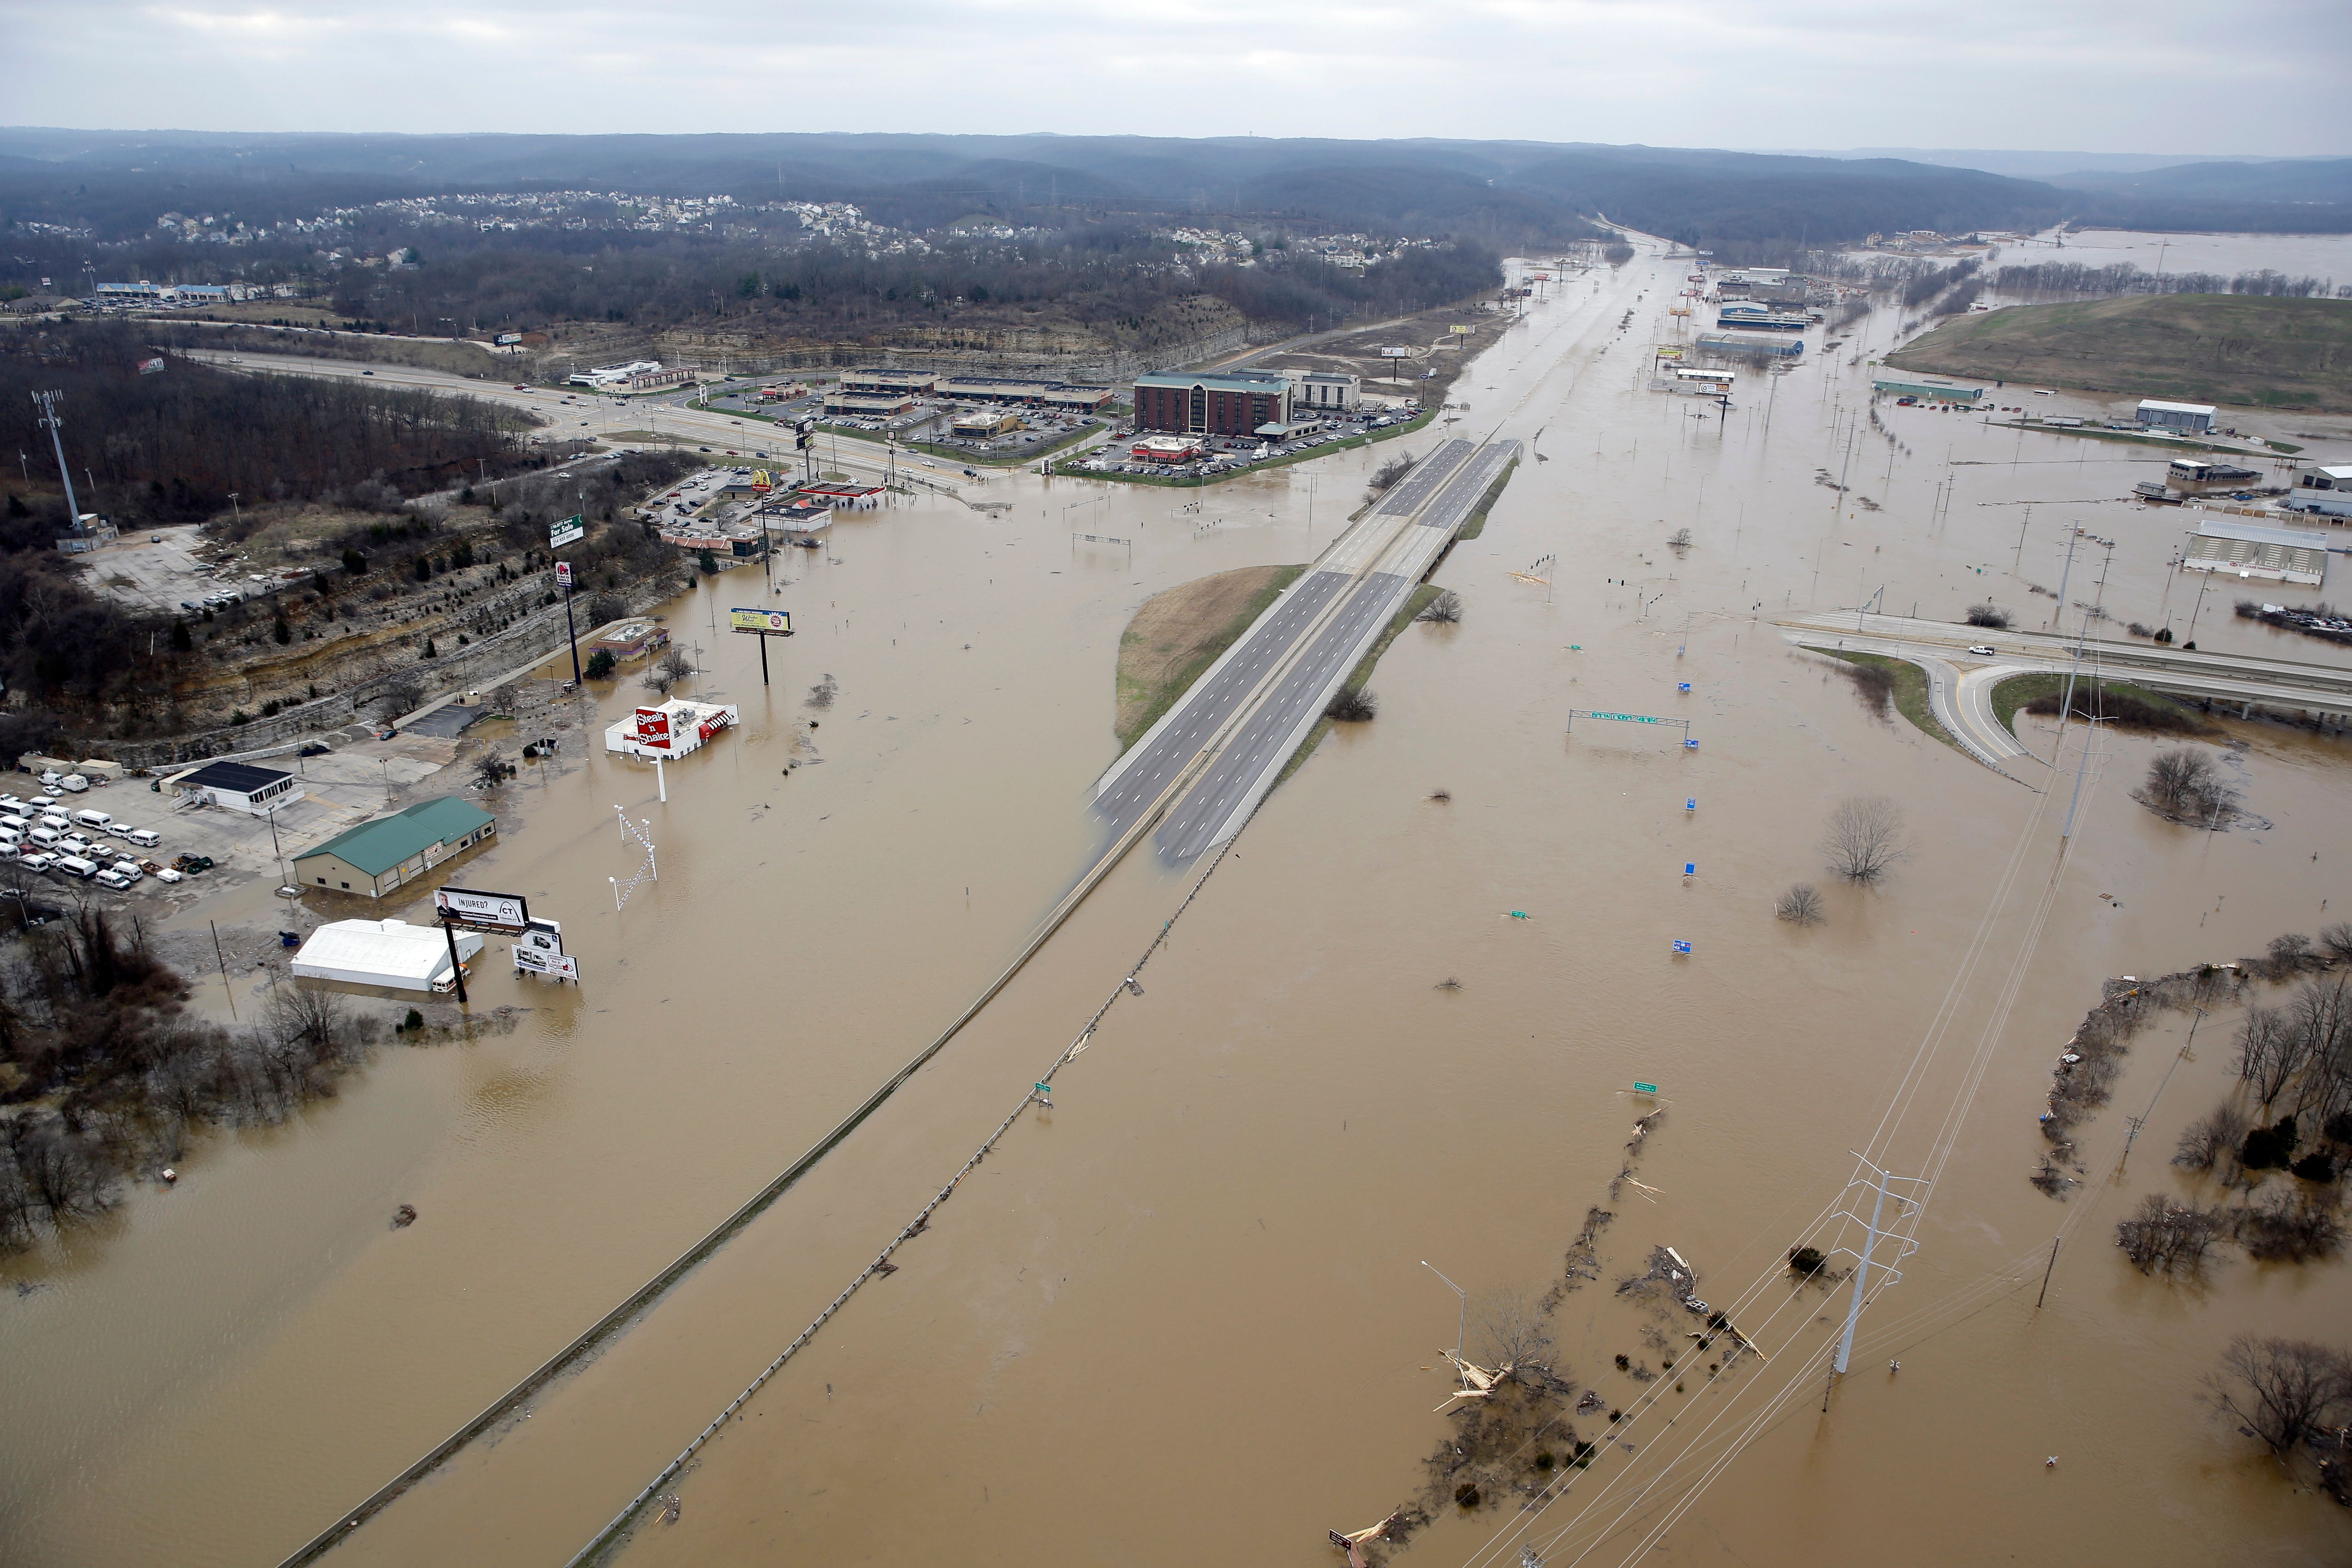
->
left=30, top=390, right=81, bottom=522
left=2034, top=1235, right=2061, bottom=1309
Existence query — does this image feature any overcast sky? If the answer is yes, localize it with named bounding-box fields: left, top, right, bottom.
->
left=10, top=0, right=2347, bottom=156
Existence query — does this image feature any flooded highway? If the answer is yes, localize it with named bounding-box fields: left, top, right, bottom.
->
left=5, top=233, right=2351, bottom=1568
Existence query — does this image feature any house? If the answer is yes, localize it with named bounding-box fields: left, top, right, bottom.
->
left=292, top=796, right=498, bottom=898
left=292, top=918, right=484, bottom=992
left=166, top=760, right=303, bottom=816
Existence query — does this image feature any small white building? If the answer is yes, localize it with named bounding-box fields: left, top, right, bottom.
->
left=165, top=760, right=304, bottom=816
left=292, top=918, right=484, bottom=992
left=604, top=698, right=740, bottom=760
left=2136, top=399, right=2217, bottom=435
left=1295, top=372, right=1360, bottom=412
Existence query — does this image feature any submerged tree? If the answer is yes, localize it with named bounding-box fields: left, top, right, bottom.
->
left=1776, top=883, right=1825, bottom=925
left=1823, top=796, right=1907, bottom=883
left=2208, top=1336, right=2352, bottom=1461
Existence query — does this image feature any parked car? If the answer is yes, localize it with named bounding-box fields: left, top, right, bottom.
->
left=28, top=794, right=58, bottom=810
left=1, top=794, right=28, bottom=813
left=54, top=855, right=100, bottom=880
left=74, top=809, right=113, bottom=832
left=94, top=868, right=135, bottom=890
left=174, top=853, right=215, bottom=873
left=148, top=864, right=184, bottom=884
left=109, top=859, right=144, bottom=881
left=18, top=852, right=57, bottom=875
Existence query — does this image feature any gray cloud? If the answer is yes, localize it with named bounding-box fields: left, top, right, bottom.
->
left=8, top=0, right=2346, bottom=154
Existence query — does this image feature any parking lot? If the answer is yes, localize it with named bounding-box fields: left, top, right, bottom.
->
left=1063, top=402, right=1423, bottom=479
left=77, top=525, right=215, bottom=613
left=4, top=736, right=460, bottom=912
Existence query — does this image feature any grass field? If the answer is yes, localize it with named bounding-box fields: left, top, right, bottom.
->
left=1886, top=294, right=2352, bottom=413
left=1115, top=565, right=1305, bottom=750
left=1824, top=651, right=1960, bottom=751
left=1988, top=672, right=2217, bottom=737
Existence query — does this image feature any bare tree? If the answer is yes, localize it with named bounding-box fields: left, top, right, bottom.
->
left=1964, top=603, right=2011, bottom=629
left=1823, top=796, right=1908, bottom=882
left=1473, top=1289, right=1555, bottom=1374
left=1666, top=527, right=1692, bottom=552
left=1416, top=590, right=1464, bottom=624
left=2208, top=1336, right=2352, bottom=1460
left=1324, top=686, right=1378, bottom=722
left=1776, top=883, right=1825, bottom=924
left=2140, top=748, right=2237, bottom=826
left=470, top=746, right=512, bottom=791
left=376, top=677, right=426, bottom=719
left=2235, top=1008, right=2310, bottom=1108
left=2175, top=1101, right=2252, bottom=1172
left=2114, top=1192, right=2226, bottom=1275
left=264, top=982, right=352, bottom=1063
left=642, top=646, right=696, bottom=696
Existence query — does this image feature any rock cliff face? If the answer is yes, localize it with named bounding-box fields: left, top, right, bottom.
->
left=535, top=295, right=1256, bottom=384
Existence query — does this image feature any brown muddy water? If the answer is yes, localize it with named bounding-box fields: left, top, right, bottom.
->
left=5, top=242, right=2351, bottom=1568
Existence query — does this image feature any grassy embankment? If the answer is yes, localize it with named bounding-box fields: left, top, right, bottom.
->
left=1988, top=673, right=2218, bottom=736
left=1115, top=564, right=1306, bottom=751
left=1054, top=404, right=1441, bottom=488
left=1824, top=651, right=1960, bottom=751
left=1886, top=294, right=2352, bottom=414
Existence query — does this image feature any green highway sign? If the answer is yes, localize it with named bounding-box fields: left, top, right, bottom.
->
left=1633, top=1082, right=1659, bottom=1095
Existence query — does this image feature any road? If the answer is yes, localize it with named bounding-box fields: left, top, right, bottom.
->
left=1092, top=436, right=1520, bottom=862
left=1779, top=611, right=2352, bottom=776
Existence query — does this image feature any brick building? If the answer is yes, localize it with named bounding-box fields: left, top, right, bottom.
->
left=1132, top=370, right=1292, bottom=436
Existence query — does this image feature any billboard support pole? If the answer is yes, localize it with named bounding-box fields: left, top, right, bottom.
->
left=758, top=634, right=769, bottom=687
left=656, top=756, right=666, bottom=804
left=562, top=573, right=582, bottom=687
left=439, top=915, right=469, bottom=1005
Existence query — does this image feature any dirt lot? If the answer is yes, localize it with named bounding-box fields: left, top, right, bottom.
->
left=1115, top=564, right=1304, bottom=747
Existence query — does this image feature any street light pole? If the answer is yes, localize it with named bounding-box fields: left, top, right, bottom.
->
left=1421, top=1260, right=1469, bottom=1364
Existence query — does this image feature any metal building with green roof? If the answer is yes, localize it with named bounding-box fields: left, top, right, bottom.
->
left=293, top=796, right=498, bottom=898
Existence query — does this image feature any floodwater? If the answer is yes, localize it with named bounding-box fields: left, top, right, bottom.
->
left=4, top=239, right=2351, bottom=1568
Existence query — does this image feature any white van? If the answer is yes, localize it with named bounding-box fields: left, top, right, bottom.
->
left=74, top=809, right=113, bottom=833
left=54, top=855, right=100, bottom=880
left=109, top=859, right=144, bottom=882
left=0, top=814, right=25, bottom=834
left=0, top=829, right=20, bottom=852
left=28, top=826, right=62, bottom=851
left=59, top=775, right=89, bottom=794
left=125, top=828, right=161, bottom=848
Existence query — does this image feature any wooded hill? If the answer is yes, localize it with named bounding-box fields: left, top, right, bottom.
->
left=1887, top=295, right=2352, bottom=413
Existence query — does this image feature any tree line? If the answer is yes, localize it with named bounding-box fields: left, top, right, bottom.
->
left=1991, top=261, right=2344, bottom=298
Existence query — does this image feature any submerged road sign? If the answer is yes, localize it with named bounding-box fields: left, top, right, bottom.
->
left=1633, top=1082, right=1660, bottom=1095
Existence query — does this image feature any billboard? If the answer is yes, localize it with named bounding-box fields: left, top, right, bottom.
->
left=634, top=707, right=672, bottom=747
left=1449, top=324, right=1475, bottom=335
left=549, top=514, right=586, bottom=549
left=1378, top=346, right=1411, bottom=358
left=729, top=608, right=794, bottom=636
left=554, top=561, right=573, bottom=590
left=751, top=468, right=773, bottom=492
left=433, top=886, right=531, bottom=933
left=513, top=944, right=581, bottom=982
